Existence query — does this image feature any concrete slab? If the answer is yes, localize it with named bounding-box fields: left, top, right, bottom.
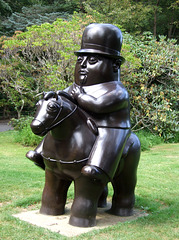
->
left=13, top=203, right=148, bottom=237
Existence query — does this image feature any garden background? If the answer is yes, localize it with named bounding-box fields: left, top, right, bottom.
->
left=0, top=0, right=178, bottom=143
left=0, top=1, right=178, bottom=239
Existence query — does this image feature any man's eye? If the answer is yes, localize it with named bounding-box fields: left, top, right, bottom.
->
left=77, top=56, right=83, bottom=63
left=88, top=56, right=98, bottom=64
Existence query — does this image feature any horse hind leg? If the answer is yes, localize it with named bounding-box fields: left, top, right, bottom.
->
left=40, top=169, right=71, bottom=215
left=98, top=185, right=108, bottom=208
left=109, top=133, right=141, bottom=216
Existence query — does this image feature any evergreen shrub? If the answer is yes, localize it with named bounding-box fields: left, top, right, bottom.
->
left=1, top=3, right=76, bottom=36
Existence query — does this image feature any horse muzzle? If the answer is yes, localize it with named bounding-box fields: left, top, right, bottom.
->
left=30, top=119, right=47, bottom=136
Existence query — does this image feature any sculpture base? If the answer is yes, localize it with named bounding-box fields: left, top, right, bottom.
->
left=13, top=202, right=148, bottom=237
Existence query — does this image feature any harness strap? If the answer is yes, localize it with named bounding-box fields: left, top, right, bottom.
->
left=42, top=154, right=88, bottom=164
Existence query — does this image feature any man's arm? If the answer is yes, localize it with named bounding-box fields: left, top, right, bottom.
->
left=71, top=86, right=129, bottom=113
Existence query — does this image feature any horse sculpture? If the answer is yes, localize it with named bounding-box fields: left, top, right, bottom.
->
left=26, top=91, right=141, bottom=227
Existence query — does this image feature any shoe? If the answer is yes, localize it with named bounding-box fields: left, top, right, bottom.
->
left=81, top=165, right=110, bottom=183
left=26, top=150, right=45, bottom=170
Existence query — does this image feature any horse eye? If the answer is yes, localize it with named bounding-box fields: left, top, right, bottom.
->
left=47, top=102, right=58, bottom=113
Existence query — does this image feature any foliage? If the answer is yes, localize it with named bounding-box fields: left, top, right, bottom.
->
left=1, top=4, right=70, bottom=36
left=10, top=116, right=33, bottom=131
left=83, top=0, right=179, bottom=39
left=4, top=0, right=32, bottom=13
left=15, top=124, right=43, bottom=146
left=0, top=1, right=79, bottom=37
left=121, top=32, right=179, bottom=141
left=135, top=130, right=163, bottom=151
left=0, top=13, right=88, bottom=118
left=10, top=116, right=43, bottom=146
left=0, top=53, right=42, bottom=119
left=0, top=12, right=178, bottom=141
left=0, top=0, right=12, bottom=16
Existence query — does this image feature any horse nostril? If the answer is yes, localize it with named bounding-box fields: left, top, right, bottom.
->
left=30, top=119, right=45, bottom=135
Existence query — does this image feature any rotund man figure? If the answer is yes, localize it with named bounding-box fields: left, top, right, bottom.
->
left=66, top=23, right=131, bottom=183
left=28, top=23, right=132, bottom=183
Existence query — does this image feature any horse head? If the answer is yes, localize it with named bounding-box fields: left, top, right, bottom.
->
left=30, top=92, right=77, bottom=136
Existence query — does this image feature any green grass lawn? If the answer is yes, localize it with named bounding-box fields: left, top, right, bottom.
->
left=0, top=131, right=178, bottom=240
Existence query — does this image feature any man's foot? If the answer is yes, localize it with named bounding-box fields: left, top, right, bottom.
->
left=81, top=165, right=109, bottom=183
left=26, top=150, right=45, bottom=170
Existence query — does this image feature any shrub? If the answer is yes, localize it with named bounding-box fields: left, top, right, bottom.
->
left=135, top=130, right=163, bottom=151
left=0, top=13, right=87, bottom=118
left=121, top=32, right=178, bottom=142
left=10, top=116, right=43, bottom=146
left=10, top=116, right=33, bottom=131
left=0, top=2, right=78, bottom=36
left=15, top=124, right=42, bottom=146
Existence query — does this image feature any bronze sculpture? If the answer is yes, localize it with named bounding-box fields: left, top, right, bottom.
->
left=26, top=23, right=141, bottom=227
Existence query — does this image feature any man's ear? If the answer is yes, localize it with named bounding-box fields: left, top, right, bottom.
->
left=112, top=59, right=121, bottom=72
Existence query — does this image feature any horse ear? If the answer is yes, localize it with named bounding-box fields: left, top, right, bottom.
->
left=55, top=92, right=59, bottom=101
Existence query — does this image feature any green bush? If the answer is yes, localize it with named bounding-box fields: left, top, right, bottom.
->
left=15, top=124, right=42, bottom=146
left=10, top=116, right=33, bottom=131
left=10, top=116, right=42, bottom=146
left=121, top=32, right=178, bottom=142
left=135, top=130, right=163, bottom=151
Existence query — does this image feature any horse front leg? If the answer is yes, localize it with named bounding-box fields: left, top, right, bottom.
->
left=40, top=169, right=71, bottom=215
left=69, top=175, right=105, bottom=227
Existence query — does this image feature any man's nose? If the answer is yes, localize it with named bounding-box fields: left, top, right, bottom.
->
left=81, top=57, right=87, bottom=67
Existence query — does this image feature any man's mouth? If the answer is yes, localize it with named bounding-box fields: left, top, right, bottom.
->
left=78, top=70, right=88, bottom=75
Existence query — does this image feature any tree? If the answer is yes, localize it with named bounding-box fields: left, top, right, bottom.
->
left=0, top=0, right=12, bottom=16
left=82, top=0, right=179, bottom=39
left=1, top=4, right=72, bottom=36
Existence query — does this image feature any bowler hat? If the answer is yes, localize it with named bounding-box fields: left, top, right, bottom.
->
left=75, top=23, right=125, bottom=64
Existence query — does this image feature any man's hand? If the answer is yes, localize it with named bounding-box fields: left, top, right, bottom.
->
left=71, top=87, right=85, bottom=99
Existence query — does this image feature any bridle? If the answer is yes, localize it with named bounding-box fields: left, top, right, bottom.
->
left=34, top=95, right=78, bottom=134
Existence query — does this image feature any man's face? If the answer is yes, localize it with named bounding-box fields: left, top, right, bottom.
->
left=74, top=54, right=115, bottom=86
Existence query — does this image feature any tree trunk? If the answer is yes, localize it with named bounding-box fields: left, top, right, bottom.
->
left=153, top=0, right=160, bottom=37
left=168, top=15, right=174, bottom=38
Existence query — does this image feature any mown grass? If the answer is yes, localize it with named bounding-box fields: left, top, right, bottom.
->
left=0, top=131, right=178, bottom=240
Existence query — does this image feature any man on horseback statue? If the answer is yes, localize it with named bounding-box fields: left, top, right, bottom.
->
left=27, top=23, right=140, bottom=218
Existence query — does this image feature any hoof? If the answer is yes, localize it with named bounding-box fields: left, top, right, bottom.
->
left=40, top=206, right=65, bottom=216
left=107, top=207, right=133, bottom=216
left=69, top=215, right=96, bottom=227
left=98, top=199, right=107, bottom=208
